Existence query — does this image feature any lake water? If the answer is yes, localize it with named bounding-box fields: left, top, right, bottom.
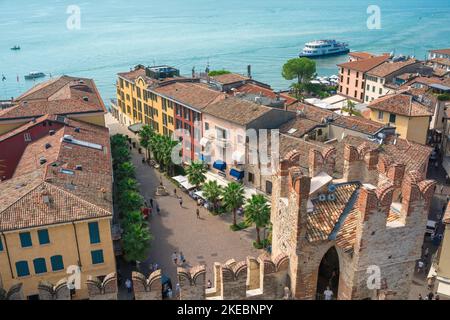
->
left=1, top=0, right=450, bottom=102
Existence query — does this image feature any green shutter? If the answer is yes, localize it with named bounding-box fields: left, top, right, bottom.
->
left=19, top=232, right=32, bottom=248
left=38, top=229, right=50, bottom=245
left=50, top=255, right=64, bottom=271
left=33, top=258, right=47, bottom=274
left=91, top=250, right=104, bottom=264
left=15, top=261, right=30, bottom=277
left=88, top=222, right=100, bottom=244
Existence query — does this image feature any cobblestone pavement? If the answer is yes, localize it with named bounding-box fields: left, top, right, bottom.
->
left=106, top=113, right=260, bottom=299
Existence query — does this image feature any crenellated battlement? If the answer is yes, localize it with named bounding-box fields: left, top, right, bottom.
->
left=38, top=278, right=71, bottom=300
left=86, top=272, right=118, bottom=300
left=0, top=283, right=24, bottom=300
left=132, top=269, right=162, bottom=300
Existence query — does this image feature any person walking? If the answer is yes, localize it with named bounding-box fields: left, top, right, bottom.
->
left=167, top=288, right=173, bottom=299
left=435, top=294, right=440, bottom=300
left=125, top=278, right=132, bottom=293
left=323, top=286, right=333, bottom=300
left=207, top=280, right=212, bottom=289
left=175, top=283, right=180, bottom=297
left=174, top=188, right=177, bottom=197
left=179, top=197, right=183, bottom=208
left=172, top=252, right=178, bottom=265
left=149, top=198, right=154, bottom=208
left=417, top=260, right=424, bottom=273
left=418, top=293, right=423, bottom=300
left=427, top=291, right=434, bottom=301
left=156, top=204, right=161, bottom=215
left=196, top=208, right=200, bottom=219
left=179, top=252, right=186, bottom=264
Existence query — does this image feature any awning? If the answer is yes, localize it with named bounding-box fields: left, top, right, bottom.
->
left=180, top=180, right=196, bottom=190
left=230, top=168, right=244, bottom=180
left=213, top=160, right=226, bottom=171
left=436, top=279, right=450, bottom=298
left=200, top=137, right=210, bottom=147
left=128, top=122, right=144, bottom=134
left=232, top=151, right=245, bottom=164
left=172, top=175, right=187, bottom=184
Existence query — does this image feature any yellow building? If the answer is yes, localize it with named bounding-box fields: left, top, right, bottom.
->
left=116, top=65, right=178, bottom=137
left=0, top=76, right=107, bottom=135
left=432, top=202, right=450, bottom=298
left=0, top=115, right=116, bottom=300
left=368, top=92, right=433, bottom=144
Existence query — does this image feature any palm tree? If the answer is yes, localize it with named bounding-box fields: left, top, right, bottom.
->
left=244, top=194, right=270, bottom=246
left=202, top=180, right=223, bottom=212
left=186, top=161, right=207, bottom=189
left=122, top=210, right=146, bottom=229
left=222, top=182, right=245, bottom=226
left=161, top=137, right=178, bottom=175
left=139, top=125, right=155, bottom=160
left=116, top=162, right=136, bottom=180
left=118, top=177, right=139, bottom=192
left=119, top=190, right=143, bottom=215
left=122, top=222, right=153, bottom=263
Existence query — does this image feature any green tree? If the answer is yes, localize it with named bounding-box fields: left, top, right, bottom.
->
left=186, top=161, right=207, bottom=189
left=122, top=222, right=153, bottom=263
left=160, top=137, right=179, bottom=175
left=118, top=177, right=139, bottom=193
left=119, top=190, right=143, bottom=215
left=208, top=70, right=231, bottom=76
left=282, top=57, right=316, bottom=85
left=116, top=162, right=136, bottom=181
left=222, top=182, right=245, bottom=226
left=202, top=180, right=223, bottom=212
left=244, top=194, right=271, bottom=246
left=342, top=100, right=361, bottom=116
left=139, top=125, right=155, bottom=160
left=122, top=210, right=146, bottom=229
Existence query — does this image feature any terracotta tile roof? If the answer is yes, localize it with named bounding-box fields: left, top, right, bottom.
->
left=432, top=67, right=450, bottom=77
left=117, top=67, right=147, bottom=82
left=0, top=181, right=111, bottom=232
left=338, top=55, right=390, bottom=72
left=367, top=59, right=420, bottom=78
left=203, top=97, right=273, bottom=126
left=231, top=83, right=297, bottom=105
left=279, top=117, right=322, bottom=138
left=210, top=73, right=249, bottom=85
left=306, top=183, right=360, bottom=243
left=348, top=52, right=377, bottom=60
left=287, top=103, right=385, bottom=135
left=0, top=117, right=112, bottom=231
left=0, top=114, right=51, bottom=142
left=401, top=76, right=445, bottom=88
left=154, top=82, right=225, bottom=111
left=368, top=93, right=433, bottom=117
left=430, top=58, right=450, bottom=67
left=335, top=208, right=358, bottom=252
left=430, top=49, right=450, bottom=55
left=2, top=76, right=106, bottom=121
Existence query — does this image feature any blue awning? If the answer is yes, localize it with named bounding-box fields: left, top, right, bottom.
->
left=213, top=160, right=226, bottom=171
left=230, top=168, right=244, bottom=180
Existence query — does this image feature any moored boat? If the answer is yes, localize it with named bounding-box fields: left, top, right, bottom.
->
left=299, top=40, right=349, bottom=58
left=24, top=72, right=46, bottom=80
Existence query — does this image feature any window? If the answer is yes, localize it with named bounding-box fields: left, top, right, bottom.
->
left=372, top=86, right=375, bottom=93
left=248, top=172, right=255, bottom=184
left=356, top=72, right=359, bottom=78
left=162, top=99, right=167, bottom=111
left=163, top=114, right=168, bottom=126
left=24, top=133, right=32, bottom=142
left=205, top=122, right=209, bottom=131
left=88, top=222, right=101, bottom=244
left=355, top=80, right=358, bottom=87
left=389, top=113, right=396, bottom=124
left=378, top=111, right=384, bottom=120
left=366, top=96, right=369, bottom=102
left=19, top=232, right=32, bottom=248
left=50, top=255, right=64, bottom=271
left=346, top=77, right=349, bottom=85
left=346, top=88, right=349, bottom=95
left=16, top=261, right=30, bottom=277
left=367, top=84, right=370, bottom=91
left=168, top=116, right=174, bottom=125
left=354, top=91, right=357, bottom=98
left=91, top=250, right=104, bottom=264
left=38, top=229, right=50, bottom=245
left=266, top=181, right=273, bottom=195
left=379, top=88, right=383, bottom=95
left=33, top=258, right=47, bottom=274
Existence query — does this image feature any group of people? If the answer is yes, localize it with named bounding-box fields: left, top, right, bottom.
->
left=171, top=251, right=186, bottom=266
left=419, top=292, right=441, bottom=300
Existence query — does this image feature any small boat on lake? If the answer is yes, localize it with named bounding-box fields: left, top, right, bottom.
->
left=299, top=40, right=349, bottom=58
left=10, top=45, right=21, bottom=51
left=24, top=72, right=46, bottom=80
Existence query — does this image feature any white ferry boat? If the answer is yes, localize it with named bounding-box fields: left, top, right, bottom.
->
left=299, top=40, right=350, bottom=58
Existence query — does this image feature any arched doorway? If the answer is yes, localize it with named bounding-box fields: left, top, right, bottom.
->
left=316, top=247, right=340, bottom=300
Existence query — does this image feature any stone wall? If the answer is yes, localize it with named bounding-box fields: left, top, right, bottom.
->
left=86, top=272, right=118, bottom=300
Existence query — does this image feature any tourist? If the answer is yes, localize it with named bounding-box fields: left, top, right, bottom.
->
left=179, top=252, right=186, bottom=264
left=196, top=208, right=200, bottom=219
left=435, top=294, right=440, bottom=300
left=417, top=260, right=425, bottom=273
left=179, top=197, right=183, bottom=208
left=427, top=291, right=434, bottom=300
left=323, top=286, right=333, bottom=300
left=418, top=293, right=423, bottom=300
left=125, top=278, right=132, bottom=293
left=424, top=247, right=430, bottom=259
left=167, top=288, right=173, bottom=299
left=174, top=188, right=177, bottom=197
left=207, top=280, right=212, bottom=289
left=172, top=252, right=178, bottom=265
left=156, top=204, right=161, bottom=215
left=149, top=198, right=153, bottom=208
left=154, top=263, right=159, bottom=270
left=175, top=283, right=180, bottom=297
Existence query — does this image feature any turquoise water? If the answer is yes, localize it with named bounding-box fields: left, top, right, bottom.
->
left=1, top=0, right=450, bottom=102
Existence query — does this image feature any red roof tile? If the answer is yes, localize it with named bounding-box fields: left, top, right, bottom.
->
left=338, top=55, right=391, bottom=72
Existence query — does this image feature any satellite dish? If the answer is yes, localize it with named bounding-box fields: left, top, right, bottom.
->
left=328, top=184, right=337, bottom=193
left=327, top=193, right=336, bottom=201
left=319, top=194, right=327, bottom=202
